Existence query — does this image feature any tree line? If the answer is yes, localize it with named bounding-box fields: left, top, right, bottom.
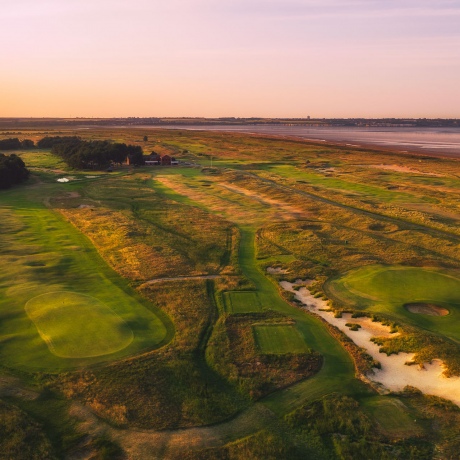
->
left=0, top=138, right=34, bottom=150
left=38, top=136, right=144, bottom=169
left=0, top=154, right=30, bottom=189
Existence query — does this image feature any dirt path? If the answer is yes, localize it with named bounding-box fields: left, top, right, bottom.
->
left=106, top=404, right=276, bottom=459
left=140, top=275, right=221, bottom=287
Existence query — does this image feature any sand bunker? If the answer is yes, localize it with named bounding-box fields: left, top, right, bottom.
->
left=404, top=303, right=449, bottom=316
left=280, top=280, right=460, bottom=406
left=267, top=266, right=290, bottom=275
left=57, top=178, right=70, bottom=183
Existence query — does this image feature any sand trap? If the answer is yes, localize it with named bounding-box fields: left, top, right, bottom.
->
left=404, top=303, right=449, bottom=316
left=267, top=267, right=290, bottom=275
left=57, top=178, right=70, bottom=183
left=280, top=280, right=460, bottom=406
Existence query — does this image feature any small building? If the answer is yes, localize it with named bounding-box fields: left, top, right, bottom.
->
left=145, top=153, right=161, bottom=165
left=161, top=155, right=172, bottom=166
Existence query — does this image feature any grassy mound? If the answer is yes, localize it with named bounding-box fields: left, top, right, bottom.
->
left=253, top=324, right=309, bottom=354
left=327, top=265, right=460, bottom=341
left=25, top=292, right=133, bottom=358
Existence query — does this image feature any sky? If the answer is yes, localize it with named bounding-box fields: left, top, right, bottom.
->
left=1, top=0, right=459, bottom=118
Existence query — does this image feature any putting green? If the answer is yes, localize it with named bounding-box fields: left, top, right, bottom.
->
left=25, top=292, right=133, bottom=358
left=225, top=291, right=262, bottom=313
left=326, top=265, right=460, bottom=341
left=253, top=324, right=309, bottom=354
left=0, top=191, right=172, bottom=371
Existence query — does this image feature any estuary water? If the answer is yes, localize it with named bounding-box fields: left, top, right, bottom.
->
left=157, top=125, right=460, bottom=158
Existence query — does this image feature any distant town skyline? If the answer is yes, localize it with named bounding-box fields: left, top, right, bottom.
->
left=1, top=0, right=459, bottom=118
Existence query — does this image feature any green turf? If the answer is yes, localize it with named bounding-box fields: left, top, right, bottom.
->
left=326, top=265, right=460, bottom=341
left=25, top=292, right=133, bottom=358
left=0, top=183, right=172, bottom=371
left=360, top=396, right=424, bottom=437
left=264, top=164, right=437, bottom=204
left=225, top=291, right=262, bottom=313
left=253, top=324, right=309, bottom=354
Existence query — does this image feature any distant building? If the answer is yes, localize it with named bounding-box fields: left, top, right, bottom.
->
left=145, top=153, right=161, bottom=165
left=140, top=153, right=179, bottom=166
left=161, top=155, right=172, bottom=165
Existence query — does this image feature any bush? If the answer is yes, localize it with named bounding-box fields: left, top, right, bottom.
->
left=0, top=153, right=29, bottom=189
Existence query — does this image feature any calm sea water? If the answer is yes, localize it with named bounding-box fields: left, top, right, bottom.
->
left=156, top=125, right=460, bottom=158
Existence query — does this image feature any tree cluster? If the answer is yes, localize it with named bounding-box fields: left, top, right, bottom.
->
left=0, top=138, right=35, bottom=150
left=40, top=136, right=144, bottom=169
left=0, top=154, right=30, bottom=189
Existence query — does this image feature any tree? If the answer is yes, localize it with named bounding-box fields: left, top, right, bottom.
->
left=0, top=138, right=21, bottom=150
left=21, top=139, right=35, bottom=149
left=0, top=154, right=29, bottom=189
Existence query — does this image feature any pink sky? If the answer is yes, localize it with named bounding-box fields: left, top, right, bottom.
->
left=1, top=0, right=459, bottom=118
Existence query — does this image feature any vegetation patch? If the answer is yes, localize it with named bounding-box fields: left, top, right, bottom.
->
left=253, top=324, right=309, bottom=354
left=25, top=292, right=133, bottom=358
left=360, top=396, right=424, bottom=438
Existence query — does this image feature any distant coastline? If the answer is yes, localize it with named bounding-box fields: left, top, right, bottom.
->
left=1, top=118, right=459, bottom=158
left=158, top=125, right=460, bottom=159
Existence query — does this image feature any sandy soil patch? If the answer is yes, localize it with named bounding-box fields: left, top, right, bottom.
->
left=404, top=303, right=449, bottom=316
left=280, top=280, right=460, bottom=406
left=267, top=266, right=290, bottom=275
left=366, top=164, right=441, bottom=176
left=66, top=191, right=81, bottom=198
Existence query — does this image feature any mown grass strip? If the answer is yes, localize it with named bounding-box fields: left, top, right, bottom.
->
left=253, top=324, right=309, bottom=354
left=225, top=291, right=261, bottom=313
